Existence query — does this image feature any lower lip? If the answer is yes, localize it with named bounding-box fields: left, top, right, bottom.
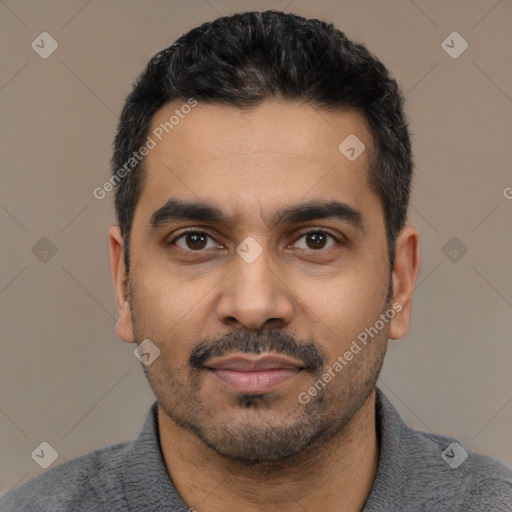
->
left=208, top=368, right=301, bottom=394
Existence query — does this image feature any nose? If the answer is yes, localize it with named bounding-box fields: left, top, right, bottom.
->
left=216, top=244, right=294, bottom=331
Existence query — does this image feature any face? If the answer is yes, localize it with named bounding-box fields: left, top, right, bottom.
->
left=111, top=99, right=417, bottom=464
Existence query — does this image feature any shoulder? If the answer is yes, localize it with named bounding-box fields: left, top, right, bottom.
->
left=0, top=441, right=132, bottom=512
left=373, top=389, right=512, bottom=510
left=410, top=427, right=512, bottom=510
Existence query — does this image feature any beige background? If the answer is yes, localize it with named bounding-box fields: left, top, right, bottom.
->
left=1, top=0, right=511, bottom=494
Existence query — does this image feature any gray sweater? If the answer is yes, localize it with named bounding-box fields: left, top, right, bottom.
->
left=2, top=388, right=511, bottom=511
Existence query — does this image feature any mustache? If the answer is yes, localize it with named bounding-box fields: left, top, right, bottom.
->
left=189, top=328, right=327, bottom=375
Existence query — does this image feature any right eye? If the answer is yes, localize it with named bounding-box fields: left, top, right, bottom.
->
left=170, top=230, right=222, bottom=251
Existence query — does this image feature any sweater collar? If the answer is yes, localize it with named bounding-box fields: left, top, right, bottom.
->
left=123, top=387, right=411, bottom=511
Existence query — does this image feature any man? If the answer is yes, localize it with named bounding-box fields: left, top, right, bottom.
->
left=2, top=10, right=511, bottom=512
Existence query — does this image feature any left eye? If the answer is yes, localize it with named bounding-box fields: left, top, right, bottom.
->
left=294, top=231, right=337, bottom=250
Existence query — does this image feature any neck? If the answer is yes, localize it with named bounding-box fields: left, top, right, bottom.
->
left=159, top=391, right=379, bottom=512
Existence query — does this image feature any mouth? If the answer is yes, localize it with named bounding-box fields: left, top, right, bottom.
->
left=204, top=354, right=306, bottom=394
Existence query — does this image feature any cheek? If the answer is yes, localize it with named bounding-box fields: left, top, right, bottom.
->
left=129, top=272, right=176, bottom=338
left=132, top=258, right=197, bottom=322
left=294, top=265, right=388, bottom=354
left=130, top=267, right=215, bottom=359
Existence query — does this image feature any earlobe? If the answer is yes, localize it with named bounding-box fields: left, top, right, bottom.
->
left=109, top=225, right=136, bottom=344
left=388, top=225, right=421, bottom=340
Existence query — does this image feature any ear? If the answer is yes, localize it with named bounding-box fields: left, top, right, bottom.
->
left=109, top=225, right=135, bottom=343
left=388, top=225, right=420, bottom=340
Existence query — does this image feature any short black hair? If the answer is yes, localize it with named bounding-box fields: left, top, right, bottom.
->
left=112, top=10, right=413, bottom=273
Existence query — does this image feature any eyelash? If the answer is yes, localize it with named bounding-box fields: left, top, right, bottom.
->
left=168, top=228, right=344, bottom=251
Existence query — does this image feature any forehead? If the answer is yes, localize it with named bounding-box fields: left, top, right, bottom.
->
left=136, top=99, right=379, bottom=227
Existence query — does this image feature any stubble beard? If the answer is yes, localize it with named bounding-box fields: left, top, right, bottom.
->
left=128, top=284, right=391, bottom=468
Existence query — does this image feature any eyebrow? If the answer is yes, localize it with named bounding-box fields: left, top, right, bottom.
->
left=149, top=198, right=366, bottom=232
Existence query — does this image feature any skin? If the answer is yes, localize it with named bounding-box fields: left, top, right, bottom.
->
left=110, top=99, right=420, bottom=512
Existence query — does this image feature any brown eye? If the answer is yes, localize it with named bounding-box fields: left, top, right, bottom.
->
left=295, top=231, right=336, bottom=250
left=173, top=231, right=215, bottom=251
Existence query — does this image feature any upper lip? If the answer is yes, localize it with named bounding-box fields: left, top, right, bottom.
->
left=204, top=354, right=305, bottom=371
